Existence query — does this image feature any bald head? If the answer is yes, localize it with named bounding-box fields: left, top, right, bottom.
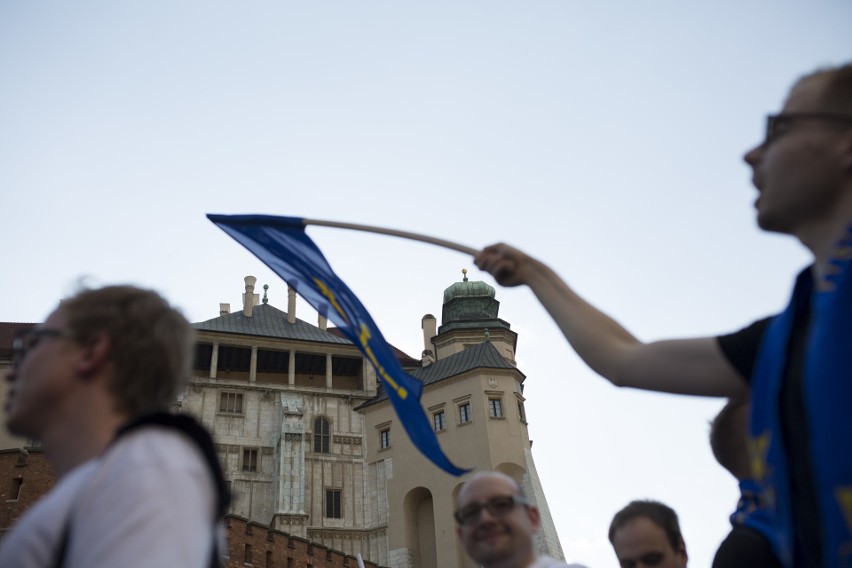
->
left=457, top=471, right=526, bottom=507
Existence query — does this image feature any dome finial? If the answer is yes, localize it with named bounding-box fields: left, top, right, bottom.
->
left=262, top=284, right=269, bottom=304
left=462, top=268, right=468, bottom=282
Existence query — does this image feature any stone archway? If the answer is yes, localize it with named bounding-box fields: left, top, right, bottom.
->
left=403, top=486, right=436, bottom=568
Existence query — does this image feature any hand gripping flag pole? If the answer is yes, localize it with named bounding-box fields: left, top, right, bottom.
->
left=207, top=214, right=472, bottom=476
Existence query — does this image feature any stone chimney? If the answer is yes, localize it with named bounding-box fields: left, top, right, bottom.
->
left=287, top=286, right=296, bottom=323
left=219, top=303, right=230, bottom=316
left=421, top=314, right=437, bottom=366
left=243, top=276, right=257, bottom=317
left=318, top=313, right=328, bottom=330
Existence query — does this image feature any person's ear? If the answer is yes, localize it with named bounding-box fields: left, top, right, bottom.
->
left=528, top=505, right=541, bottom=531
left=677, top=538, right=688, bottom=566
left=75, top=333, right=111, bottom=379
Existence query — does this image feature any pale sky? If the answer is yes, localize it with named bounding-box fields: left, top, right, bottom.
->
left=2, top=2, right=850, bottom=566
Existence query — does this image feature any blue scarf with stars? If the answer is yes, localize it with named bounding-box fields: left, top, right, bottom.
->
left=749, top=226, right=852, bottom=568
left=731, top=478, right=780, bottom=551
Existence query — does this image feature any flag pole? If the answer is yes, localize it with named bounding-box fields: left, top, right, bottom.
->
left=302, top=218, right=478, bottom=256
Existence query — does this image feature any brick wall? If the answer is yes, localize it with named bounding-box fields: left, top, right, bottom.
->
left=225, top=515, right=386, bottom=568
left=0, top=448, right=56, bottom=536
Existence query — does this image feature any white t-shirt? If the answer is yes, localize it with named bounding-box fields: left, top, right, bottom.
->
left=0, top=427, right=217, bottom=567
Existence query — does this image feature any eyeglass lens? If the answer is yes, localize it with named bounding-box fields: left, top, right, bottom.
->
left=12, top=329, right=63, bottom=365
left=456, top=495, right=525, bottom=525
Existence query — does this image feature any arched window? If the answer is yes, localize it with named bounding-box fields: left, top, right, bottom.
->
left=314, top=417, right=330, bottom=454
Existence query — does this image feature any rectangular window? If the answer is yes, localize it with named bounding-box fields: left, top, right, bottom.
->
left=325, top=489, right=342, bottom=518
left=266, top=551, right=273, bottom=567
left=242, top=448, right=258, bottom=472
left=433, top=411, right=445, bottom=431
left=219, top=391, right=244, bottom=414
left=518, top=401, right=527, bottom=423
left=9, top=477, right=23, bottom=501
left=245, top=544, right=253, bottom=565
left=489, top=398, right=503, bottom=418
left=380, top=428, right=391, bottom=449
left=313, top=417, right=330, bottom=454
left=459, top=402, right=472, bottom=424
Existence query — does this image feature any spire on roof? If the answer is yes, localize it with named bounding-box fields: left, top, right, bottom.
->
left=462, top=268, right=468, bottom=282
left=262, top=284, right=269, bottom=305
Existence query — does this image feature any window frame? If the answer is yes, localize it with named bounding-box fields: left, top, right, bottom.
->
left=242, top=447, right=259, bottom=473
left=313, top=417, right=331, bottom=454
left=458, top=402, right=472, bottom=424
left=433, top=410, right=446, bottom=432
left=488, top=397, right=504, bottom=418
left=219, top=391, right=244, bottom=415
left=325, top=488, right=342, bottom=518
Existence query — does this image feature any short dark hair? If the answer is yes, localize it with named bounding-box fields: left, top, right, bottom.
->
left=608, top=500, right=684, bottom=552
left=709, top=398, right=751, bottom=479
left=796, top=63, right=852, bottom=114
left=61, top=285, right=194, bottom=416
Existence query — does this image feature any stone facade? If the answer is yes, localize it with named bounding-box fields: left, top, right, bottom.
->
left=357, top=275, right=565, bottom=567
left=183, top=281, right=392, bottom=564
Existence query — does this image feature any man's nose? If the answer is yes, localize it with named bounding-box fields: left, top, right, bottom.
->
left=743, top=143, right=763, bottom=167
left=475, top=507, right=499, bottom=525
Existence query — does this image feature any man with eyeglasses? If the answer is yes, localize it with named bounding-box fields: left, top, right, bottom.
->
left=0, top=285, right=228, bottom=567
left=474, top=63, right=852, bottom=568
left=609, top=500, right=688, bottom=568
left=455, top=471, right=572, bottom=568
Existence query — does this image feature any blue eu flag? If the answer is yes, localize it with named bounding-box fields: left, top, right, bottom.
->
left=208, top=214, right=468, bottom=476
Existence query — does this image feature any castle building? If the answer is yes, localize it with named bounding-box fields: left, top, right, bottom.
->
left=184, top=272, right=564, bottom=567
left=0, top=274, right=564, bottom=567
left=357, top=271, right=564, bottom=568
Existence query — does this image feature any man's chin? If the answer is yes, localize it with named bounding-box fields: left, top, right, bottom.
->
left=756, top=211, right=791, bottom=235
left=472, top=534, right=512, bottom=560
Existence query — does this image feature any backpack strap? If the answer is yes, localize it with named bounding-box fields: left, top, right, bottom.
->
left=116, top=412, right=230, bottom=518
left=53, top=412, right=230, bottom=568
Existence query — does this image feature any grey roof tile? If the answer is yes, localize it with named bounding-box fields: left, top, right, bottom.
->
left=192, top=304, right=350, bottom=345
left=357, top=341, right=517, bottom=408
left=410, top=341, right=515, bottom=386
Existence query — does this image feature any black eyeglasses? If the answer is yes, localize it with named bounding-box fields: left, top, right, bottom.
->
left=454, top=494, right=529, bottom=526
left=765, top=112, right=852, bottom=145
left=11, top=328, right=67, bottom=367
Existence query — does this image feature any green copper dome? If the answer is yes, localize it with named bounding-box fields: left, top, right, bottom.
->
left=439, top=270, right=510, bottom=333
left=442, top=277, right=496, bottom=304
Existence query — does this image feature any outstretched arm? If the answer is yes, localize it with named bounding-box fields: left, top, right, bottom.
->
left=474, top=243, right=747, bottom=397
